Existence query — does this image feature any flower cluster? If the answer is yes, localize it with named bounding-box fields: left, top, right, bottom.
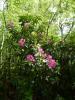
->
left=18, top=38, right=25, bottom=47
left=26, top=54, right=35, bottom=63
left=18, top=38, right=57, bottom=69
left=46, top=55, right=57, bottom=69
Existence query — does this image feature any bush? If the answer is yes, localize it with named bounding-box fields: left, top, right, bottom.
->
left=0, top=14, right=75, bottom=100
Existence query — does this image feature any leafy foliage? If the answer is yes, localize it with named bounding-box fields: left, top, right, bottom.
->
left=0, top=0, right=75, bottom=100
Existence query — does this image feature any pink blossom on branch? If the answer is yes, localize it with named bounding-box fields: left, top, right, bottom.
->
left=18, top=38, right=25, bottom=47
left=26, top=54, right=35, bottom=63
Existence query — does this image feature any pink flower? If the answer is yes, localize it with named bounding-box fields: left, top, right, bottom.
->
left=47, top=59, right=57, bottom=69
left=46, top=54, right=52, bottom=61
left=26, top=54, right=35, bottom=62
left=38, top=47, right=44, bottom=54
left=18, top=38, right=25, bottom=47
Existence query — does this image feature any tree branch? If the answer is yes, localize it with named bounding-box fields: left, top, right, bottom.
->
left=46, top=12, right=57, bottom=36
left=64, top=20, right=74, bottom=41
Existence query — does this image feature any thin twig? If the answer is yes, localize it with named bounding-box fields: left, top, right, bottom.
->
left=59, top=21, right=64, bottom=38
left=64, top=20, right=74, bottom=41
left=46, top=12, right=57, bottom=36
left=46, top=0, right=62, bottom=36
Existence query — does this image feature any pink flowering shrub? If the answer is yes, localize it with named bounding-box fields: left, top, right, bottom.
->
left=4, top=15, right=75, bottom=100
left=25, top=44, right=57, bottom=69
